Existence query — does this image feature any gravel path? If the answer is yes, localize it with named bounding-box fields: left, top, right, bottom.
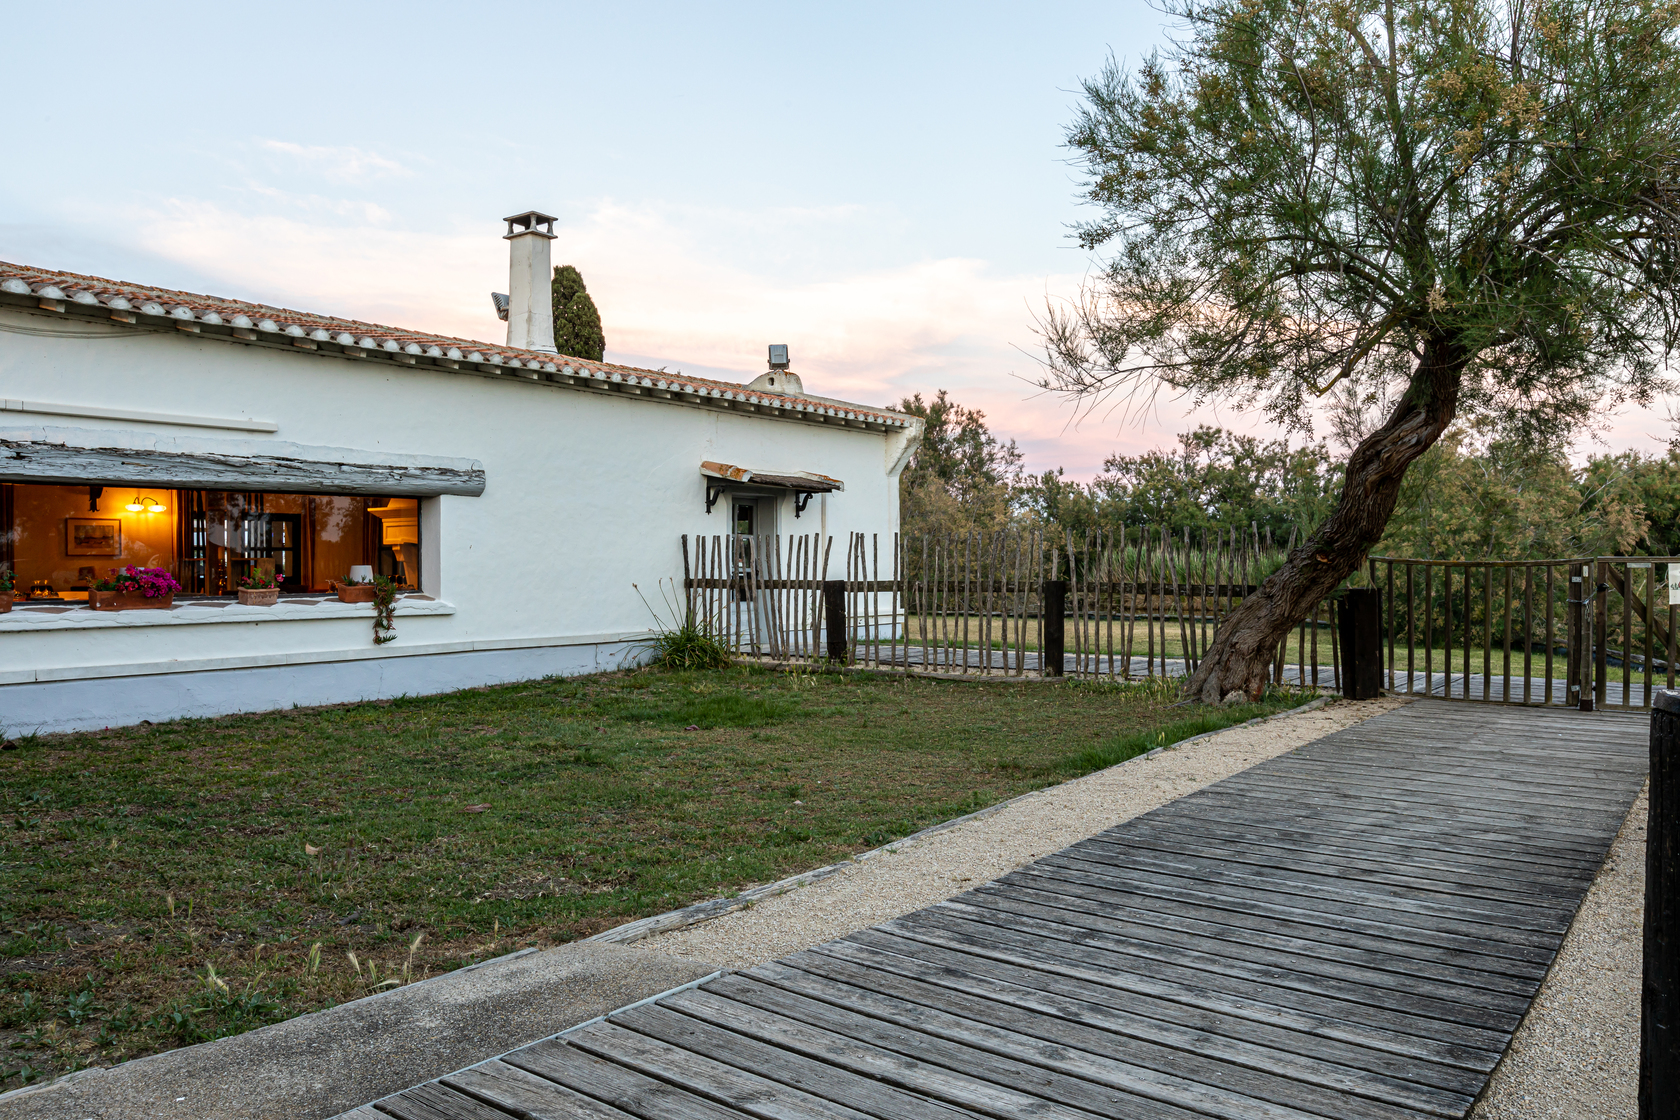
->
left=1470, top=781, right=1646, bottom=1119
left=644, top=695, right=1411, bottom=966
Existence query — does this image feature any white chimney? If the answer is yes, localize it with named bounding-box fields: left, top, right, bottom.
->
left=501, top=210, right=558, bottom=353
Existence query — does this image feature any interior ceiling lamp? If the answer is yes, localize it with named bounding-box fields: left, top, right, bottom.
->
left=125, top=496, right=167, bottom=513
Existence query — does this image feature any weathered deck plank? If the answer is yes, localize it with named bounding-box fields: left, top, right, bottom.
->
left=343, top=699, right=1647, bottom=1120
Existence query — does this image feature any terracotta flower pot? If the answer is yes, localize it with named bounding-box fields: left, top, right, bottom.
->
left=91, top=590, right=174, bottom=611
left=336, top=584, right=378, bottom=604
left=0, top=592, right=11, bottom=614
left=238, top=587, right=280, bottom=606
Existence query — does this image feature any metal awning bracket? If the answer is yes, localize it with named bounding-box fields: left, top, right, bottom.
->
left=701, top=460, right=841, bottom=516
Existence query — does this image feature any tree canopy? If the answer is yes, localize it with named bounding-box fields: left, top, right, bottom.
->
left=895, top=390, right=1023, bottom=537
left=895, top=393, right=1678, bottom=565
left=1023, top=426, right=1340, bottom=542
left=551, top=265, right=606, bottom=362
left=1043, top=0, right=1680, bottom=444
left=1038, top=0, right=1680, bottom=699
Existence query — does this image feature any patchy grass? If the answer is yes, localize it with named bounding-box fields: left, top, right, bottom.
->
left=0, top=666, right=1310, bottom=1083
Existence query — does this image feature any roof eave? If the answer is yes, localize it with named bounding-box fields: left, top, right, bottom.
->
left=0, top=280, right=907, bottom=434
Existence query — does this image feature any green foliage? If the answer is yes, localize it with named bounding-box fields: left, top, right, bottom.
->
left=933, top=402, right=1679, bottom=563
left=371, top=575, right=399, bottom=645
left=0, top=666, right=1232, bottom=1081
left=2, top=922, right=66, bottom=959
left=1056, top=689, right=1313, bottom=777
left=897, top=390, right=1024, bottom=537
left=142, top=976, right=291, bottom=1046
left=635, top=579, right=733, bottom=670
left=616, top=689, right=792, bottom=728
left=1376, top=429, right=1650, bottom=559
left=1582, top=449, right=1680, bottom=556
left=643, top=619, right=733, bottom=672
left=1021, top=425, right=1341, bottom=542
left=1043, top=0, right=1680, bottom=449
left=551, top=264, right=605, bottom=362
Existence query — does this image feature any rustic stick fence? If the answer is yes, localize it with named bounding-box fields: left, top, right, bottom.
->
left=682, top=526, right=1347, bottom=689
left=680, top=532, right=1680, bottom=707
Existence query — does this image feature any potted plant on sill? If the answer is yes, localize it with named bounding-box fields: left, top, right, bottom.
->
left=237, top=571, right=281, bottom=607
left=90, top=566, right=181, bottom=611
left=0, top=569, right=13, bottom=614
left=335, top=577, right=379, bottom=604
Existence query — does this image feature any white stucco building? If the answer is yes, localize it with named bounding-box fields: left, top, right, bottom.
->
left=0, top=212, right=920, bottom=734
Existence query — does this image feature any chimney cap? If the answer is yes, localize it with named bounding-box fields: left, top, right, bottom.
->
left=768, top=344, right=790, bottom=370
left=504, top=211, right=558, bottom=239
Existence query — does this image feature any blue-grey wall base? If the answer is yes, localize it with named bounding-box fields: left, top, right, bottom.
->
left=0, top=642, right=645, bottom=736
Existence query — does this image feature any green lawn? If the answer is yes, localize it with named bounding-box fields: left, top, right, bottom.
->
left=0, top=666, right=1307, bottom=1086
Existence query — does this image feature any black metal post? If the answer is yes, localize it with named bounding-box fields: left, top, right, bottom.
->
left=823, top=579, right=848, bottom=663
left=1646, top=690, right=1680, bottom=1119
left=1570, top=567, right=1586, bottom=709
left=1043, top=579, right=1067, bottom=678
left=1338, top=588, right=1383, bottom=699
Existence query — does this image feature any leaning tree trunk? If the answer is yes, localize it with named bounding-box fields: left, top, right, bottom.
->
left=1186, top=339, right=1467, bottom=703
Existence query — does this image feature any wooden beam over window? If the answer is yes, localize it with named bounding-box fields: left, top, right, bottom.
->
left=0, top=440, right=486, bottom=498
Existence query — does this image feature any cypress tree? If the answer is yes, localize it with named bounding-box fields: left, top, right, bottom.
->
left=551, top=265, right=605, bottom=362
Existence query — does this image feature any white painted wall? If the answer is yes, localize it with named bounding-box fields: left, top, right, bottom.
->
left=0, top=305, right=915, bottom=731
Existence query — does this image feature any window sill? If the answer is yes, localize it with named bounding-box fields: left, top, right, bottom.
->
left=0, top=595, right=455, bottom=632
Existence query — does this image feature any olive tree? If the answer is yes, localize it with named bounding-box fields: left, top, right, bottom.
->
left=1042, top=0, right=1680, bottom=701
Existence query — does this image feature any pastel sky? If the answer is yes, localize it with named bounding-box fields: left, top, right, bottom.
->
left=1, top=1, right=1670, bottom=477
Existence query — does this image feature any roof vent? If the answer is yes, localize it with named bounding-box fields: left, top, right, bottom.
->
left=490, top=292, right=510, bottom=321
left=748, top=344, right=803, bottom=396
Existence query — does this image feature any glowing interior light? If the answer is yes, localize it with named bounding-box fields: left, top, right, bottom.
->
left=125, top=498, right=145, bottom=512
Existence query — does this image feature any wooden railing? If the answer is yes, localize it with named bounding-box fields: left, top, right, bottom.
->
left=1366, top=556, right=1680, bottom=710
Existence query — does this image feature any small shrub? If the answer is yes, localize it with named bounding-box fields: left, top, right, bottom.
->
left=645, top=617, right=732, bottom=672
left=634, top=581, right=733, bottom=671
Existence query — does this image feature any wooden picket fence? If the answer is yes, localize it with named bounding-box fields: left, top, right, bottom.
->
left=681, top=525, right=1343, bottom=687
left=682, top=531, right=901, bottom=669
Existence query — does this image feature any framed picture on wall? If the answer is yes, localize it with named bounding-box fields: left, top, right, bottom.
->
left=66, top=517, right=121, bottom=556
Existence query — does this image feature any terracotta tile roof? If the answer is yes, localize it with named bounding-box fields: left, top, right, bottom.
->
left=0, top=261, right=913, bottom=430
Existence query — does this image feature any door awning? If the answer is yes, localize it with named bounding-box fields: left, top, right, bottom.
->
left=701, top=461, right=843, bottom=517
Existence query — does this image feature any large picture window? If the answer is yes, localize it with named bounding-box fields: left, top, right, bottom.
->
left=0, top=484, right=421, bottom=600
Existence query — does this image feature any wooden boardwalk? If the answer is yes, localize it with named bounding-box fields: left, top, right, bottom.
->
left=340, top=700, right=1648, bottom=1120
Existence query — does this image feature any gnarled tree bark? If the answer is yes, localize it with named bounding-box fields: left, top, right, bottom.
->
left=1186, top=338, right=1467, bottom=702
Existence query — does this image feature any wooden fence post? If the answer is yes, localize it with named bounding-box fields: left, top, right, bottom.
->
left=1644, top=688, right=1680, bottom=1119
left=1043, top=579, right=1067, bottom=678
left=823, top=579, right=848, bottom=663
left=1338, top=588, right=1383, bottom=699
